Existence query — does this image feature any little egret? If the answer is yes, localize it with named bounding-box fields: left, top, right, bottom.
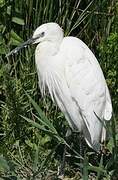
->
left=6, top=22, right=112, bottom=151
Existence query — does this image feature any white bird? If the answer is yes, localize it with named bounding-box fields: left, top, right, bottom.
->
left=6, top=22, right=112, bottom=151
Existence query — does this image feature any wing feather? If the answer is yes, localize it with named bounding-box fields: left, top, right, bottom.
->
left=60, top=37, right=112, bottom=149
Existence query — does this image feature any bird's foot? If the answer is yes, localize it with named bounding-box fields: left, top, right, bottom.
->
left=57, top=165, right=64, bottom=179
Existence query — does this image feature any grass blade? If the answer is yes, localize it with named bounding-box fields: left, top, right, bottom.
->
left=26, top=92, right=57, bottom=134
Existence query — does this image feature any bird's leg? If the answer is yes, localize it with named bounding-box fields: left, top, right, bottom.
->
left=79, top=133, right=84, bottom=174
left=79, top=133, right=84, bottom=157
left=58, top=143, right=67, bottom=179
left=58, top=128, right=72, bottom=179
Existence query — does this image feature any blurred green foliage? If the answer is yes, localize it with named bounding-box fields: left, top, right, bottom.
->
left=99, top=33, right=118, bottom=113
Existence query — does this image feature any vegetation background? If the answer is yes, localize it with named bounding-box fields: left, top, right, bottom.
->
left=0, top=0, right=118, bottom=179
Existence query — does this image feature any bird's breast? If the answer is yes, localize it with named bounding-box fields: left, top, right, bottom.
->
left=35, top=49, right=65, bottom=93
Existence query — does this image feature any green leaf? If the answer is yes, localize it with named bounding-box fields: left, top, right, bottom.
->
left=0, top=156, right=9, bottom=171
left=76, top=163, right=106, bottom=174
left=12, top=17, right=25, bottom=25
left=0, top=0, right=5, bottom=7
left=7, top=6, right=11, bottom=15
left=25, top=140, right=37, bottom=150
left=0, top=44, right=7, bottom=54
left=97, top=155, right=104, bottom=179
left=83, top=155, right=89, bottom=180
left=10, top=30, right=23, bottom=46
left=21, top=115, right=57, bottom=137
left=26, top=93, right=57, bottom=134
left=107, top=137, right=114, bottom=152
left=33, top=143, right=39, bottom=173
left=0, top=37, right=8, bottom=54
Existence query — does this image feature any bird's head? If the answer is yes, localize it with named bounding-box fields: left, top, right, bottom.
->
left=32, top=22, right=63, bottom=44
left=6, top=22, right=64, bottom=57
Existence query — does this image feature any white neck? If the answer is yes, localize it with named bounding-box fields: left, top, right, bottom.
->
left=36, top=41, right=59, bottom=57
left=35, top=30, right=64, bottom=58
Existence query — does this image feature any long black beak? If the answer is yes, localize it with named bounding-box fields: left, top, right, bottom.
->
left=6, top=36, right=38, bottom=58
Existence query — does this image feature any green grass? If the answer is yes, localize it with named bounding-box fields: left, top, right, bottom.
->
left=0, top=0, right=118, bottom=179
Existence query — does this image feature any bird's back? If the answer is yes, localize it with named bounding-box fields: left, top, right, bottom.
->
left=60, top=36, right=112, bottom=121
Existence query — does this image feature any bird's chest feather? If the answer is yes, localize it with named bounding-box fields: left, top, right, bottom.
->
left=36, top=53, right=64, bottom=77
left=35, top=51, right=66, bottom=96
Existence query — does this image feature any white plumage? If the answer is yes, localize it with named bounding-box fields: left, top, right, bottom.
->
left=7, top=22, right=112, bottom=151
left=33, top=23, right=112, bottom=151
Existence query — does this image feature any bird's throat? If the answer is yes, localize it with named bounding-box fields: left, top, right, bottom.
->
left=35, top=41, right=60, bottom=57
